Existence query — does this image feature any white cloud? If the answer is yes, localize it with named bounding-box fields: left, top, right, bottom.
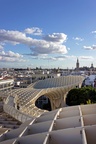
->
left=73, top=37, right=84, bottom=41
left=29, top=54, right=94, bottom=63
left=24, top=27, right=42, bottom=35
left=92, top=31, right=96, bottom=34
left=83, top=46, right=92, bottom=50
left=0, top=45, right=3, bottom=50
left=8, top=51, right=23, bottom=58
left=83, top=45, right=96, bottom=50
left=43, top=33, right=67, bottom=43
left=0, top=50, right=23, bottom=58
left=79, top=56, right=94, bottom=60
left=92, top=45, right=96, bottom=49
left=41, top=57, right=57, bottom=61
left=30, top=43, right=67, bottom=55
left=0, top=29, right=27, bottom=44
left=53, top=55, right=93, bottom=61
left=0, top=56, right=25, bottom=62
left=31, top=55, right=76, bottom=61
left=67, top=48, right=70, bottom=51
left=0, top=29, right=68, bottom=56
left=0, top=49, right=25, bottom=62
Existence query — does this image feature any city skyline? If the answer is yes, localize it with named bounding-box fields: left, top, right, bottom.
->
left=0, top=0, right=96, bottom=69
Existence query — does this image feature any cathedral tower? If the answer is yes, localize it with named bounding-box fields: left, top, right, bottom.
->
left=76, top=58, right=79, bottom=71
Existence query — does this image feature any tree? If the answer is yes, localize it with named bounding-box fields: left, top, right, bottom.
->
left=66, top=86, right=96, bottom=106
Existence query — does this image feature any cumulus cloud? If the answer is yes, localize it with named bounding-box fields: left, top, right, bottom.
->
left=0, top=49, right=25, bottom=62
left=0, top=29, right=68, bottom=57
left=83, top=45, right=96, bottom=50
left=24, top=27, right=42, bottom=35
left=0, top=57, right=25, bottom=62
left=30, top=43, right=67, bottom=55
left=0, top=29, right=28, bottom=44
left=0, top=50, right=23, bottom=58
left=73, top=37, right=84, bottom=41
left=43, top=33, right=67, bottom=43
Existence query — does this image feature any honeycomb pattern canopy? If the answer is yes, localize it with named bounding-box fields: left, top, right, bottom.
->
left=4, top=75, right=84, bottom=118
left=0, top=104, right=96, bottom=144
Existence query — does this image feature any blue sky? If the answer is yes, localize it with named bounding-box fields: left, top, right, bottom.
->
left=0, top=0, right=96, bottom=69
